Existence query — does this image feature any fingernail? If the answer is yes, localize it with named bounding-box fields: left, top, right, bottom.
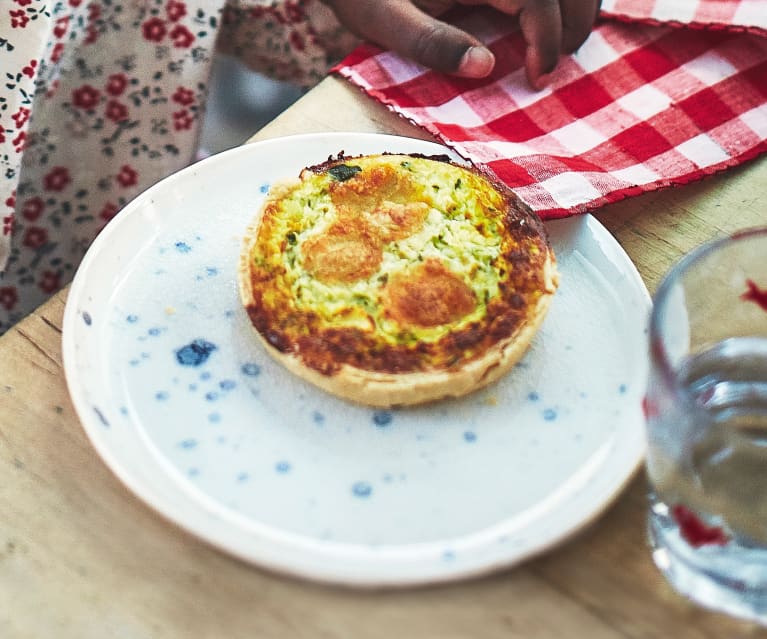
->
left=457, top=46, right=495, bottom=78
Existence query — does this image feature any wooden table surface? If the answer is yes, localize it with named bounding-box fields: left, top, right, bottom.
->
left=2, top=76, right=766, bottom=638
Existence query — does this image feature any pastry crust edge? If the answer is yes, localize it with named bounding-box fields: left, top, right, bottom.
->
left=237, top=166, right=559, bottom=408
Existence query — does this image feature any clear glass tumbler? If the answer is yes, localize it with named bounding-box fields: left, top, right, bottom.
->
left=646, top=226, right=767, bottom=624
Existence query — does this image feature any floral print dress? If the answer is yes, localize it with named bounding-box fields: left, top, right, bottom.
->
left=0, top=0, right=357, bottom=332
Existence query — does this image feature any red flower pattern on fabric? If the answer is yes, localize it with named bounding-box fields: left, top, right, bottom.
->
left=0, top=288, right=18, bottom=311
left=116, top=165, right=138, bottom=187
left=0, top=0, right=345, bottom=333
left=169, top=24, right=194, bottom=47
left=10, top=10, right=30, bottom=29
left=270, top=6, right=288, bottom=25
left=105, top=100, right=129, bottom=123
left=39, top=271, right=61, bottom=294
left=50, top=43, right=65, bottom=63
left=12, top=107, right=30, bottom=129
left=172, top=87, right=195, bottom=106
left=84, top=24, right=98, bottom=44
left=12, top=132, right=26, bottom=153
left=166, top=0, right=187, bottom=22
left=21, top=197, right=44, bottom=221
left=285, top=2, right=305, bottom=22
left=43, top=167, right=71, bottom=192
left=173, top=109, right=193, bottom=130
left=289, top=30, right=305, bottom=51
left=53, top=16, right=69, bottom=39
left=72, top=85, right=101, bottom=110
left=142, top=17, right=167, bottom=42
left=45, top=79, right=60, bottom=98
left=23, top=226, right=48, bottom=249
left=105, top=73, right=128, bottom=96
left=99, top=202, right=119, bottom=221
left=21, top=60, right=37, bottom=78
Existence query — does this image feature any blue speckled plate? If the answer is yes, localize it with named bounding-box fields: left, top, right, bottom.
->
left=62, top=132, right=650, bottom=587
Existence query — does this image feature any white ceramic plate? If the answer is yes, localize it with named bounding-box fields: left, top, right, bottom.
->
left=62, top=132, right=650, bottom=587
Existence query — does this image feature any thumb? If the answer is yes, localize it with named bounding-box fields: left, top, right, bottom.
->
left=325, top=0, right=495, bottom=77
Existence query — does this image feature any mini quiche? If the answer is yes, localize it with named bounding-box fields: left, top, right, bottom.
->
left=238, top=152, right=558, bottom=407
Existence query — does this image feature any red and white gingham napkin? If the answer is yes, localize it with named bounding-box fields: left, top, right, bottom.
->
left=332, top=2, right=767, bottom=219
left=601, top=0, right=767, bottom=37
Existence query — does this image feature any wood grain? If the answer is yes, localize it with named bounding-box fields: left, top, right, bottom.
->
left=1, top=76, right=765, bottom=638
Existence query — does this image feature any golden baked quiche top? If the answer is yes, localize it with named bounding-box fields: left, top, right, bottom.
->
left=238, top=152, right=558, bottom=407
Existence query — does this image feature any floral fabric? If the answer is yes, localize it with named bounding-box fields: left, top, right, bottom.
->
left=0, top=0, right=356, bottom=332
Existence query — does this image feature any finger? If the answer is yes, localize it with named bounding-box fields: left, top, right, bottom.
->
left=518, top=0, right=562, bottom=88
left=324, top=0, right=495, bottom=77
left=457, top=0, right=524, bottom=12
left=413, top=0, right=457, bottom=16
left=560, top=0, right=601, bottom=52
left=485, top=0, right=526, bottom=13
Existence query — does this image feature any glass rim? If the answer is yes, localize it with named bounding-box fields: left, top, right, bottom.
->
left=649, top=224, right=767, bottom=398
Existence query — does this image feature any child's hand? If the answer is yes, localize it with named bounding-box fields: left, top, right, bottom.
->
left=322, top=0, right=600, bottom=89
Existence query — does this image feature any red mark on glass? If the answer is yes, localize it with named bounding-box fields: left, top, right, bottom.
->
left=672, top=504, right=729, bottom=547
left=742, top=279, right=767, bottom=312
left=642, top=395, right=658, bottom=420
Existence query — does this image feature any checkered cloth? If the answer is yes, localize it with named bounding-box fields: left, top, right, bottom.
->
left=601, top=0, right=767, bottom=37
left=332, top=2, right=767, bottom=218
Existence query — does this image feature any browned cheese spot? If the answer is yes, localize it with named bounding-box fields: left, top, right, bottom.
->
left=301, top=218, right=382, bottom=284
left=363, top=201, right=430, bottom=242
left=385, top=258, right=476, bottom=328
left=300, top=163, right=433, bottom=284
left=331, top=163, right=429, bottom=241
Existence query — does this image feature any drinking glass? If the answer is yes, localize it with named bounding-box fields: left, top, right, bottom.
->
left=645, top=226, right=767, bottom=623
